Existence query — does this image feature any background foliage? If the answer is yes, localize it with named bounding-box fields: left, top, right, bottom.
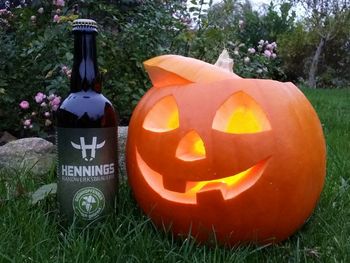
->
left=0, top=0, right=349, bottom=137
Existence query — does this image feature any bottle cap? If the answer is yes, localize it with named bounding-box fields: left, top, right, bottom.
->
left=72, top=19, right=98, bottom=33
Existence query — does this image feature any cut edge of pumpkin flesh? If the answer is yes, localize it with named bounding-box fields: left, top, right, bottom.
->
left=143, top=55, right=241, bottom=88
left=135, top=149, right=269, bottom=205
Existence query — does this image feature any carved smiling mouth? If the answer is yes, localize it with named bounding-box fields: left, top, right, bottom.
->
left=136, top=150, right=269, bottom=204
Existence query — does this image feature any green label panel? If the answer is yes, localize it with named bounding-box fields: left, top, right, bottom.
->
left=57, top=127, right=117, bottom=222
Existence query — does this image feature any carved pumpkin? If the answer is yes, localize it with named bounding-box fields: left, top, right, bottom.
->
left=126, top=55, right=326, bottom=245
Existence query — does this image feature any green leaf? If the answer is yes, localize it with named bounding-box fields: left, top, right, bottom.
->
left=43, top=64, right=53, bottom=72
left=30, top=183, right=57, bottom=205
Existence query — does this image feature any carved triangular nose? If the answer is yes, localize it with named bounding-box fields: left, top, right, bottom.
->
left=176, top=130, right=206, bottom=161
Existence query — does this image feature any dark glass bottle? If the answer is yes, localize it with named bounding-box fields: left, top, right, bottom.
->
left=56, top=19, right=118, bottom=223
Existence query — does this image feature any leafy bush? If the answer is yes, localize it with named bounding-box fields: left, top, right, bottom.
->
left=0, top=0, right=288, bottom=137
left=187, top=0, right=287, bottom=80
left=235, top=2, right=296, bottom=48
left=0, top=3, right=72, bottom=136
left=278, top=17, right=350, bottom=88
left=277, top=24, right=316, bottom=82
left=0, top=0, right=190, bottom=135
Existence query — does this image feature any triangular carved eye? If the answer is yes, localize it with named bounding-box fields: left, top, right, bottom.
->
left=143, top=95, right=179, bottom=132
left=212, top=91, right=271, bottom=134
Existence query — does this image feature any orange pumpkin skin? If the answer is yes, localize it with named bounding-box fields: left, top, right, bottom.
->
left=126, top=55, right=326, bottom=246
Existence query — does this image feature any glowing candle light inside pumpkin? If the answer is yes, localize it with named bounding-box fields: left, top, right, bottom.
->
left=212, top=91, right=271, bottom=134
left=227, top=107, right=262, bottom=133
left=143, top=95, right=179, bottom=132
left=176, top=131, right=206, bottom=161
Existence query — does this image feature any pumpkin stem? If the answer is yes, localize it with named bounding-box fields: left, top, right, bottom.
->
left=214, top=49, right=234, bottom=73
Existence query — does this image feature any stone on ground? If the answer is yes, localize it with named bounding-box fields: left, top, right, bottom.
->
left=0, top=137, right=56, bottom=174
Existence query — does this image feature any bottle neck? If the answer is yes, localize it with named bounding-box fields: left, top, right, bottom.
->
left=70, top=31, right=101, bottom=93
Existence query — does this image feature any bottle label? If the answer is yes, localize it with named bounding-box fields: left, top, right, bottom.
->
left=57, top=127, right=117, bottom=221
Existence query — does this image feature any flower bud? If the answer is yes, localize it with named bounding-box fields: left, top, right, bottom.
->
left=53, top=14, right=60, bottom=23
left=19, top=101, right=30, bottom=109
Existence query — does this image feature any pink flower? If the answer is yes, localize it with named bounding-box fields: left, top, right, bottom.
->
left=23, top=119, right=31, bottom=126
left=29, top=125, right=33, bottom=129
left=56, top=8, right=61, bottom=15
left=258, top=40, right=264, bottom=46
left=51, top=96, right=61, bottom=106
left=53, top=14, right=60, bottom=23
left=264, top=50, right=272, bottom=58
left=19, top=100, right=30, bottom=109
left=49, top=95, right=61, bottom=111
left=66, top=69, right=72, bottom=78
left=248, top=48, right=256, bottom=54
left=54, top=0, right=65, bottom=7
left=61, top=65, right=68, bottom=73
left=40, top=102, right=47, bottom=107
left=35, top=92, right=46, bottom=103
left=44, top=112, right=50, bottom=117
left=271, top=42, right=277, bottom=49
left=266, top=44, right=273, bottom=50
left=271, top=53, right=277, bottom=59
left=61, top=66, right=72, bottom=78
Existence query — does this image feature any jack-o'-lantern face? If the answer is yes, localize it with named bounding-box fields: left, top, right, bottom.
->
left=126, top=55, right=326, bottom=246
left=137, top=90, right=272, bottom=204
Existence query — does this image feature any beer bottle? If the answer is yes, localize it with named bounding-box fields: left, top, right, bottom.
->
left=56, top=19, right=118, bottom=223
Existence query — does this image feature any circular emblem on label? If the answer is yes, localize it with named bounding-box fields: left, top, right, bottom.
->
left=73, top=187, right=105, bottom=220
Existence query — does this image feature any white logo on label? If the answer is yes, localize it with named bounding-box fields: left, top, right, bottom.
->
left=71, top=137, right=105, bottom=161
left=82, top=195, right=96, bottom=212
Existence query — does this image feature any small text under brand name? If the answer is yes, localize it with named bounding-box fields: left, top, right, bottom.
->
left=61, top=163, right=115, bottom=177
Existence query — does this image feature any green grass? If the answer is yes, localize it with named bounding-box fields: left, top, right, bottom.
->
left=1, top=88, right=349, bottom=262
